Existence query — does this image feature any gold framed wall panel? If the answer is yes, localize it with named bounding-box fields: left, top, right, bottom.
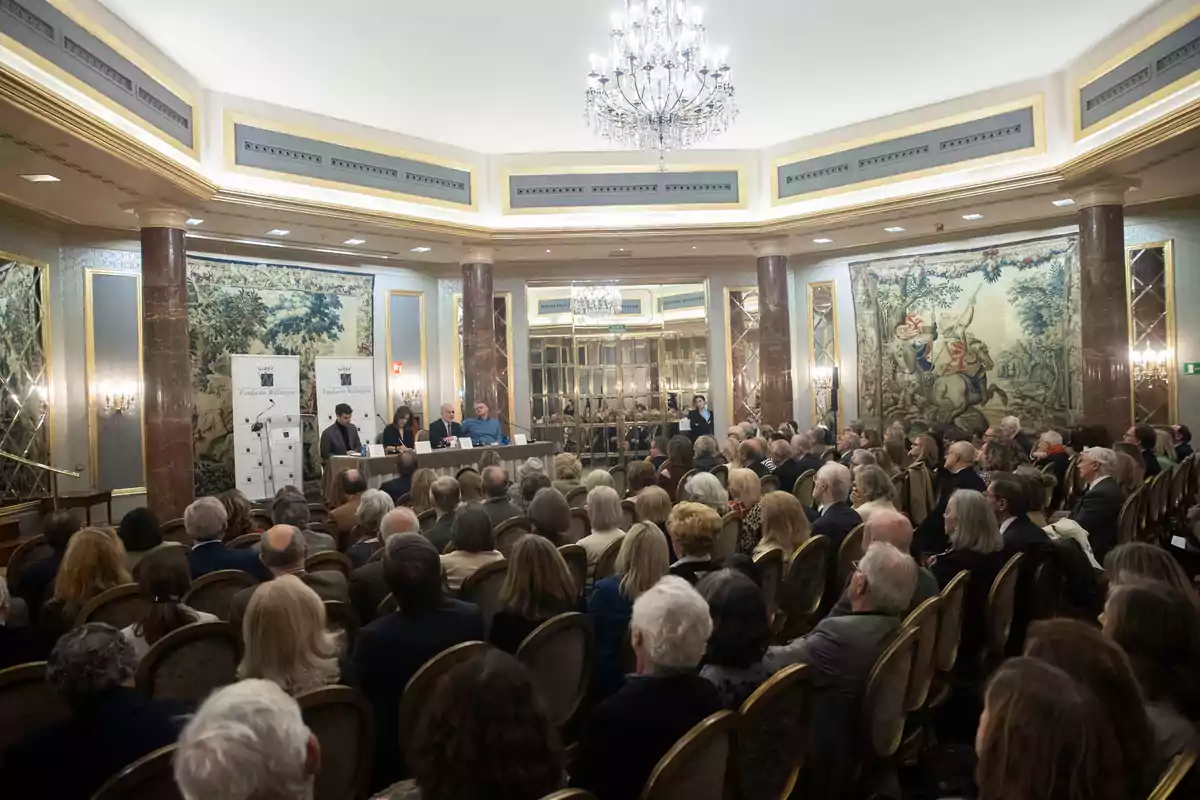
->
left=384, top=289, right=429, bottom=426
left=1125, top=239, right=1177, bottom=424
left=806, top=280, right=842, bottom=429
left=451, top=292, right=515, bottom=433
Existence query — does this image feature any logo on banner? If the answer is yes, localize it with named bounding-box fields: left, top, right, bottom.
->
left=258, top=367, right=274, bottom=388
left=339, top=367, right=353, bottom=386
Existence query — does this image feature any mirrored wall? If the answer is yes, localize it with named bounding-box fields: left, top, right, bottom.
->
left=807, top=281, right=841, bottom=429
left=0, top=251, right=51, bottom=507
left=724, top=286, right=760, bottom=426
left=1126, top=240, right=1176, bottom=424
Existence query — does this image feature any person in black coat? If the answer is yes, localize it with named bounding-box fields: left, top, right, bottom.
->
left=987, top=473, right=1051, bottom=654
left=1174, top=425, right=1193, bottom=462
left=381, top=405, right=416, bottom=452
left=685, top=394, right=714, bottom=441
left=769, top=440, right=804, bottom=494
left=811, top=462, right=864, bottom=607
left=184, top=497, right=271, bottom=582
left=352, top=533, right=484, bottom=791
left=319, top=403, right=363, bottom=460
left=1068, top=446, right=1126, bottom=565
left=1125, top=423, right=1162, bottom=478
left=429, top=402, right=464, bottom=449
left=0, top=624, right=188, bottom=799
left=1033, top=430, right=1072, bottom=510
left=11, top=510, right=80, bottom=625
left=915, top=441, right=986, bottom=558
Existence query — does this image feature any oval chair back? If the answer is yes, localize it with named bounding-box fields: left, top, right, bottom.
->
left=540, top=791, right=599, bottom=800
left=620, top=499, right=636, bottom=530
left=395, top=493, right=413, bottom=509
left=323, top=600, right=360, bottom=653
left=900, top=596, right=941, bottom=712
left=759, top=474, right=780, bottom=495
left=567, top=508, right=591, bottom=544
left=676, top=469, right=701, bottom=501
left=6, top=535, right=50, bottom=590
left=890, top=471, right=909, bottom=516
left=821, top=447, right=838, bottom=463
left=400, top=641, right=490, bottom=747
left=0, top=662, right=69, bottom=763
left=565, top=486, right=588, bottom=509
left=1156, top=470, right=1174, bottom=530
left=862, top=626, right=920, bottom=759
left=641, top=710, right=738, bottom=800
left=713, top=513, right=741, bottom=562
left=183, top=569, right=259, bottom=621
left=135, top=621, right=239, bottom=703
left=984, top=553, right=1024, bottom=668
left=249, top=509, right=273, bottom=531
left=417, top=509, right=437, bottom=531
left=836, top=524, right=866, bottom=592
left=558, top=544, right=588, bottom=599
left=594, top=536, right=625, bottom=582
left=1146, top=472, right=1165, bottom=530
left=934, top=570, right=970, bottom=673
left=377, top=593, right=398, bottom=616
left=1147, top=749, right=1198, bottom=800
left=308, top=503, right=330, bottom=524
left=296, top=685, right=375, bottom=800
left=91, top=744, right=181, bottom=800
left=1032, top=557, right=1065, bottom=620
left=160, top=518, right=189, bottom=544
left=1170, top=460, right=1191, bottom=523
left=711, top=464, right=729, bottom=489
left=792, top=470, right=816, bottom=509
left=494, top=516, right=533, bottom=557
left=226, top=533, right=260, bottom=550
left=516, top=612, right=594, bottom=728
left=460, top=559, right=509, bottom=638
left=737, top=663, right=813, bottom=800
left=752, top=548, right=784, bottom=622
left=305, top=551, right=354, bottom=578
left=1063, top=454, right=1081, bottom=507
left=776, top=535, right=831, bottom=641
left=76, top=583, right=147, bottom=629
left=609, top=465, right=627, bottom=498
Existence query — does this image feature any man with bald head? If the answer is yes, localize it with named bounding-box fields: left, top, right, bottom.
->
left=916, top=438, right=986, bottom=556
left=228, top=524, right=350, bottom=632
left=429, top=402, right=464, bottom=449
left=828, top=510, right=939, bottom=618
left=348, top=507, right=420, bottom=623
left=480, top=466, right=520, bottom=527
left=330, top=469, right=368, bottom=545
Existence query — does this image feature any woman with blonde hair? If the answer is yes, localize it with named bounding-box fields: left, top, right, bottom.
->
left=410, top=468, right=438, bottom=514
left=908, top=433, right=939, bottom=467
left=633, top=486, right=676, bottom=560
left=552, top=453, right=582, bottom=495
left=43, top=527, right=131, bottom=632
left=217, top=489, right=255, bottom=540
left=727, top=467, right=763, bottom=554
left=587, top=522, right=670, bottom=698
left=578, top=486, right=625, bottom=575
left=488, top=534, right=579, bottom=653
left=720, top=436, right=741, bottom=468
left=851, top=464, right=897, bottom=523
left=237, top=575, right=346, bottom=695
left=625, top=460, right=657, bottom=496
left=1153, top=428, right=1177, bottom=472
left=753, top=491, right=810, bottom=558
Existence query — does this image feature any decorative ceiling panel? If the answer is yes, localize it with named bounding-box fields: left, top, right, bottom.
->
left=508, top=170, right=739, bottom=210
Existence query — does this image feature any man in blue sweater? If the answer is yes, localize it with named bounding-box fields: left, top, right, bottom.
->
left=460, top=400, right=502, bottom=445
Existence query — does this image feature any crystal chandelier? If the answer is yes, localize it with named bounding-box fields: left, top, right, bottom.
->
left=1130, top=345, right=1172, bottom=386
left=584, top=0, right=737, bottom=161
left=572, top=285, right=622, bottom=319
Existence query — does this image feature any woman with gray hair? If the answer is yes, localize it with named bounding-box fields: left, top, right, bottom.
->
left=851, top=464, right=897, bottom=523
left=347, top=488, right=395, bottom=568
left=578, top=486, right=625, bottom=575
left=929, top=488, right=1010, bottom=679
left=0, top=623, right=188, bottom=797
left=693, top=435, right=722, bottom=471
left=573, top=576, right=722, bottom=800
left=684, top=471, right=729, bottom=516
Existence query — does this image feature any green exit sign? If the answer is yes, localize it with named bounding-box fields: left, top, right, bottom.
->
left=1184, top=363, right=1200, bottom=376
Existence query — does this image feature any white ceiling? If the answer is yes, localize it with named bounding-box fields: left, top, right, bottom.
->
left=100, top=0, right=1161, bottom=155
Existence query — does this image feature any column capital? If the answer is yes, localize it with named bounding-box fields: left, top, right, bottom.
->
left=459, top=245, right=495, bottom=265
left=122, top=203, right=192, bottom=229
left=1069, top=177, right=1141, bottom=210
left=751, top=238, right=790, bottom=259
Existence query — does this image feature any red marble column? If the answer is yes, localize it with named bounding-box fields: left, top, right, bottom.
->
left=461, top=249, right=499, bottom=414
left=137, top=207, right=194, bottom=518
left=756, top=241, right=794, bottom=426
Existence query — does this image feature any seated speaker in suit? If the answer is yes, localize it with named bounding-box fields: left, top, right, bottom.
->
left=1068, top=446, right=1126, bottom=565
left=184, top=497, right=271, bottom=582
left=381, top=405, right=416, bottom=452
left=915, top=440, right=986, bottom=558
left=429, top=402, right=464, bottom=448
left=319, top=403, right=362, bottom=460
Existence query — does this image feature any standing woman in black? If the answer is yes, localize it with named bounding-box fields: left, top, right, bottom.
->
left=686, top=394, right=714, bottom=441
left=383, top=405, right=416, bottom=452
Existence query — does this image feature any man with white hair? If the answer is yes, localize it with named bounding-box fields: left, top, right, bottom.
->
left=1068, top=446, right=1125, bottom=563
left=573, top=576, right=721, bottom=800
left=999, top=414, right=1033, bottom=456
left=915, top=439, right=986, bottom=557
left=347, top=489, right=395, bottom=568
left=791, top=433, right=824, bottom=475
left=185, top=496, right=270, bottom=581
left=812, top=462, right=862, bottom=551
left=828, top=510, right=939, bottom=618
left=765, top=542, right=917, bottom=797
left=348, top=507, right=420, bottom=623
left=174, top=679, right=320, bottom=800
left=769, top=439, right=803, bottom=494
left=1033, top=429, right=1071, bottom=509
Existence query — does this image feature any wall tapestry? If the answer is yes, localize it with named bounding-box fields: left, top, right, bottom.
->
left=849, top=235, right=1080, bottom=433
left=189, top=257, right=374, bottom=495
left=0, top=257, right=50, bottom=505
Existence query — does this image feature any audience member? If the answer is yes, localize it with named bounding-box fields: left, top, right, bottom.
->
left=869, top=446, right=898, bottom=476
left=980, top=437, right=1021, bottom=484
left=42, top=527, right=132, bottom=633
left=489, top=534, right=579, bottom=653
left=583, top=468, right=615, bottom=492
left=625, top=460, right=658, bottom=496
left=409, top=468, right=439, bottom=513
left=0, top=624, right=187, bottom=798
left=658, top=435, right=696, bottom=498
left=480, top=466, right=521, bottom=527
left=0, top=576, right=54, bottom=669
left=553, top=453, right=583, bottom=494
left=527, top=486, right=571, bottom=545
left=768, top=439, right=802, bottom=493
left=849, top=449, right=877, bottom=469
left=633, top=485, right=676, bottom=561
left=1174, top=424, right=1193, bottom=461
left=13, top=509, right=80, bottom=623
left=916, top=440, right=985, bottom=556
left=753, top=491, right=809, bottom=558
left=829, top=510, right=937, bottom=617
left=811, top=462, right=861, bottom=552
left=667, top=502, right=723, bottom=584
left=519, top=473, right=553, bottom=512
left=988, top=472, right=1049, bottom=552
left=1104, top=542, right=1199, bottom=602
left=1068, top=446, right=1124, bottom=564
left=740, top=438, right=772, bottom=478
left=998, top=414, right=1033, bottom=456
left=440, top=505, right=504, bottom=592
left=1125, top=423, right=1162, bottom=478
left=588, top=522, right=670, bottom=698
left=1112, top=445, right=1146, bottom=494
left=684, top=471, right=729, bottom=516
left=353, top=533, right=483, bottom=789
left=578, top=486, right=625, bottom=574
left=692, top=435, right=722, bottom=471
left=477, top=449, right=504, bottom=470
left=185, top=497, right=270, bottom=581
left=174, top=679, right=319, bottom=800
left=424, top=476, right=461, bottom=554
left=230, top=524, right=351, bottom=632
left=720, top=435, right=742, bottom=466
left=347, top=489, right=395, bottom=568
left=572, top=576, right=720, bottom=800
left=727, top=467, right=764, bottom=554
left=116, top=506, right=183, bottom=573
left=836, top=430, right=860, bottom=465
left=1153, top=428, right=1178, bottom=471
left=509, top=457, right=545, bottom=506
left=121, top=547, right=217, bottom=659
left=851, top=464, right=897, bottom=523
left=907, top=432, right=939, bottom=467
left=330, top=468, right=369, bottom=540
left=697, top=568, right=771, bottom=708
left=380, top=451, right=419, bottom=503
left=458, top=468, right=484, bottom=503
left=1032, top=429, right=1071, bottom=507
left=348, top=507, right=421, bottom=624
left=974, top=658, right=1124, bottom=800
left=792, top=434, right=824, bottom=475
left=646, top=436, right=670, bottom=472
left=270, top=492, right=336, bottom=554
left=1012, top=465, right=1055, bottom=527
left=217, top=488, right=256, bottom=541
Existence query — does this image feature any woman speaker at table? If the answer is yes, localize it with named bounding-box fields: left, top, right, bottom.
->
left=382, top=405, right=416, bottom=452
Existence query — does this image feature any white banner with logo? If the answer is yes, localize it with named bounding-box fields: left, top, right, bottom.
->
left=231, top=354, right=303, bottom=500
left=315, top=356, right=377, bottom=447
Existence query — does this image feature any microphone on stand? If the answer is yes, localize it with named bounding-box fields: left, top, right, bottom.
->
left=250, top=399, right=276, bottom=432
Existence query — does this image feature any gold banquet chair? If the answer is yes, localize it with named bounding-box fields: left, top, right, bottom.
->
left=641, top=710, right=739, bottom=800
left=737, top=663, right=813, bottom=800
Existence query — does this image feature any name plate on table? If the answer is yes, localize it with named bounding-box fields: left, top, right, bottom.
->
left=515, top=434, right=528, bottom=445
left=459, top=439, right=474, bottom=450
left=368, top=444, right=385, bottom=457
left=415, top=441, right=432, bottom=454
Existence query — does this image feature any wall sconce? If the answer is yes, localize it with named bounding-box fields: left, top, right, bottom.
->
left=811, top=365, right=835, bottom=392
left=1130, top=346, right=1172, bottom=387
left=391, top=373, right=425, bottom=407
left=95, top=380, right=139, bottom=417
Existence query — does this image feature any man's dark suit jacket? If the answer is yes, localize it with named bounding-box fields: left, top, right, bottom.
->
left=686, top=408, right=715, bottom=439
left=12, top=551, right=62, bottom=624
left=1142, top=448, right=1162, bottom=478
left=746, top=458, right=772, bottom=479
left=319, top=421, right=362, bottom=460
left=693, top=455, right=722, bottom=472
left=1001, top=514, right=1050, bottom=553
left=915, top=467, right=987, bottom=557
left=0, top=623, right=56, bottom=670
left=794, top=454, right=824, bottom=477
left=429, top=418, right=464, bottom=448
left=1068, top=476, right=1126, bottom=564
left=772, top=459, right=804, bottom=494
left=813, top=501, right=863, bottom=606
left=483, top=496, right=522, bottom=528
left=929, top=547, right=1009, bottom=679
left=380, top=474, right=414, bottom=504
left=668, top=557, right=723, bottom=585
left=348, top=561, right=390, bottom=624
left=353, top=599, right=484, bottom=790
left=424, top=514, right=455, bottom=555
left=1001, top=514, right=1052, bottom=654
left=186, top=541, right=271, bottom=582
left=228, top=570, right=351, bottom=634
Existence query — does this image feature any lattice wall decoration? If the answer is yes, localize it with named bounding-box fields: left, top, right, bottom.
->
left=807, top=282, right=840, bottom=429
left=454, top=293, right=514, bottom=430
left=0, top=255, right=50, bottom=505
left=1126, top=241, right=1176, bottom=425
left=725, top=287, right=761, bottom=426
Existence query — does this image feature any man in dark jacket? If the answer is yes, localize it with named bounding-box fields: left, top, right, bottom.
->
left=380, top=450, right=419, bottom=503
left=793, top=434, right=825, bottom=477
left=184, top=497, right=271, bottom=582
left=428, top=402, right=464, bottom=449
left=1068, top=446, right=1126, bottom=564
left=1174, top=425, right=1194, bottom=462
left=740, top=438, right=774, bottom=478
left=1125, top=423, right=1162, bottom=478
left=11, top=510, right=80, bottom=624
left=988, top=473, right=1051, bottom=653
left=480, top=466, right=521, bottom=527
left=812, top=462, right=864, bottom=606
left=319, top=402, right=362, bottom=460
left=915, top=440, right=986, bottom=558
left=769, top=439, right=804, bottom=494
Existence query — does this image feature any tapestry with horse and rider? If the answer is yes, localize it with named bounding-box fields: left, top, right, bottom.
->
left=849, top=234, right=1081, bottom=433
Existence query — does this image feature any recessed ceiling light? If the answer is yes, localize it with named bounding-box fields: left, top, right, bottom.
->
left=266, top=229, right=290, bottom=236
left=884, top=226, right=906, bottom=233
left=185, top=218, right=203, bottom=226
left=342, top=238, right=366, bottom=245
left=409, top=246, right=432, bottom=253
left=545, top=249, right=552, bottom=253
left=962, top=213, right=984, bottom=221
left=1052, top=198, right=1076, bottom=207
left=19, top=174, right=60, bottom=182
left=692, top=246, right=697, bottom=250
left=813, top=238, right=833, bottom=244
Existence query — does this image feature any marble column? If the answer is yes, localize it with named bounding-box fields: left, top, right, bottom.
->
left=461, top=248, right=499, bottom=414
left=135, top=206, right=194, bottom=519
left=755, top=240, right=794, bottom=427
left=1073, top=182, right=1133, bottom=442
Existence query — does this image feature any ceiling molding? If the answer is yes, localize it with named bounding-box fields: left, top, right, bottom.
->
left=1061, top=94, right=1200, bottom=177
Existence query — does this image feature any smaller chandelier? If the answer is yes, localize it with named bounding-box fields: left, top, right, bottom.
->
left=572, top=285, right=622, bottom=319
left=95, top=379, right=139, bottom=417
left=1130, top=345, right=1172, bottom=386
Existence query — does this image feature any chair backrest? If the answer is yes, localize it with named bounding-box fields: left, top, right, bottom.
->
left=161, top=518, right=189, bottom=544
left=1063, top=454, right=1081, bottom=506
left=759, top=474, right=780, bottom=494
left=183, top=569, right=259, bottom=621
left=594, top=536, right=625, bottom=581
left=395, top=492, right=413, bottom=508
left=226, top=532, right=260, bottom=550
left=752, top=547, right=784, bottom=621
left=567, top=507, right=591, bottom=544
left=641, top=710, right=738, bottom=800
left=1155, top=469, right=1173, bottom=523
left=890, top=471, right=909, bottom=516
left=1170, top=460, right=1190, bottom=515
left=935, top=569, right=970, bottom=673
left=1147, top=749, right=1198, bottom=800
left=821, top=447, right=839, bottom=463
left=296, top=685, right=375, bottom=800
left=1032, top=557, right=1065, bottom=620
left=305, top=551, right=354, bottom=577
left=906, top=465, right=934, bottom=525
left=1117, top=491, right=1140, bottom=546
left=0, top=662, right=69, bottom=763
left=91, top=744, right=182, bottom=800
left=1146, top=472, right=1164, bottom=525
left=984, top=553, right=1024, bottom=665
left=460, top=559, right=509, bottom=638
left=862, top=626, right=919, bottom=759
left=308, top=503, right=330, bottom=523
left=418, top=509, right=437, bottom=531
left=540, top=791, right=598, bottom=800
left=737, top=663, right=813, bottom=800
left=135, top=621, right=240, bottom=703
left=494, top=516, right=533, bottom=556
left=400, top=641, right=490, bottom=746
left=558, top=544, right=588, bottom=598
left=6, top=534, right=50, bottom=589
left=676, top=469, right=701, bottom=501
left=516, top=612, right=594, bottom=728
left=713, top=512, right=741, bottom=562
left=711, top=464, right=729, bottom=488
left=900, top=596, right=941, bottom=712
left=837, top=523, right=866, bottom=591
left=76, top=582, right=147, bottom=629
left=620, top=499, right=636, bottom=530
left=792, top=469, right=816, bottom=508
left=776, top=535, right=831, bottom=641
left=609, top=465, right=627, bottom=498
left=250, top=509, right=274, bottom=531
left=323, top=600, right=360, bottom=653
left=377, top=593, right=398, bottom=616
left=565, top=486, right=588, bottom=509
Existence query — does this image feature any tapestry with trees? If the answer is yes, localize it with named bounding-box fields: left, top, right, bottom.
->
left=188, top=257, right=374, bottom=495
left=849, top=235, right=1081, bottom=433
